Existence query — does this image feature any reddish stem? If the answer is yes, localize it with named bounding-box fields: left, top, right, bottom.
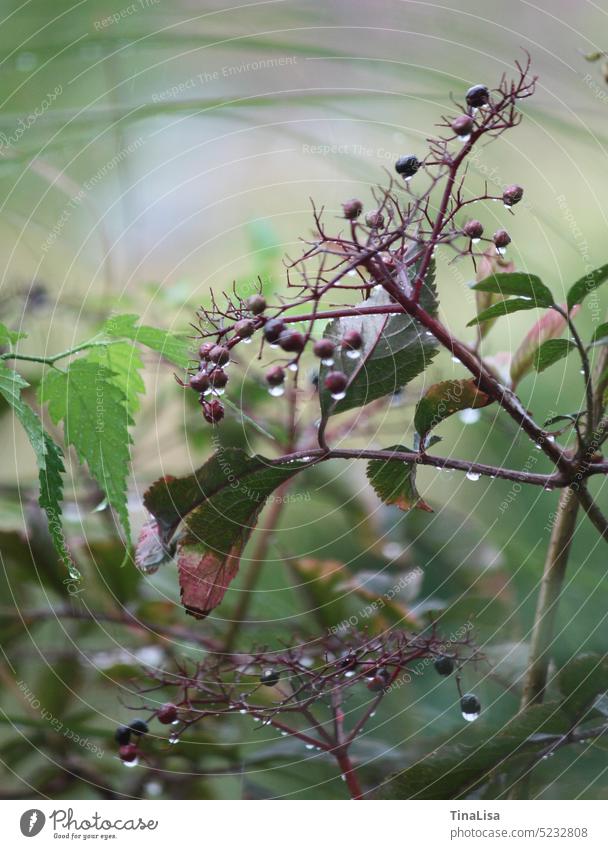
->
left=334, top=749, right=364, bottom=799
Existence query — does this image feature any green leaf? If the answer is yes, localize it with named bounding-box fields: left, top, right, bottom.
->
left=590, top=322, right=608, bottom=346
left=367, top=445, right=432, bottom=513
left=566, top=264, right=608, bottom=311
left=378, top=701, right=571, bottom=799
left=84, top=342, right=145, bottom=414
left=39, top=361, right=133, bottom=541
left=318, top=275, right=438, bottom=417
left=0, top=364, right=74, bottom=577
left=414, top=379, right=492, bottom=440
left=467, top=297, right=543, bottom=326
left=472, top=273, right=555, bottom=307
left=103, top=314, right=190, bottom=368
left=558, top=653, right=608, bottom=721
left=142, top=449, right=308, bottom=617
left=533, top=338, right=576, bottom=373
left=0, top=322, right=27, bottom=346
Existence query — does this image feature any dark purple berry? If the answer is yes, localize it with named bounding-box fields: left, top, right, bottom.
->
left=313, top=339, right=335, bottom=360
left=451, top=115, right=474, bottom=137
left=247, top=294, right=266, bottom=315
left=114, top=725, right=131, bottom=746
left=189, top=370, right=210, bottom=392
left=119, top=743, right=138, bottom=762
left=208, top=368, right=228, bottom=389
left=260, top=668, right=280, bottom=686
left=395, top=155, right=419, bottom=179
left=158, top=703, right=178, bottom=725
left=128, top=719, right=148, bottom=737
left=202, top=399, right=224, bottom=424
left=466, top=84, right=490, bottom=109
left=324, top=371, right=348, bottom=395
left=266, top=366, right=285, bottom=387
left=263, top=318, right=286, bottom=344
left=209, top=345, right=230, bottom=365
left=342, top=198, right=363, bottom=220
left=367, top=675, right=387, bottom=693
left=493, top=229, right=511, bottom=249
left=502, top=184, right=524, bottom=207
left=434, top=656, right=455, bottom=676
left=365, top=209, right=384, bottom=229
left=342, top=330, right=362, bottom=351
left=234, top=319, right=255, bottom=339
left=278, top=331, right=306, bottom=353
left=463, top=220, right=484, bottom=240
left=198, top=342, right=214, bottom=361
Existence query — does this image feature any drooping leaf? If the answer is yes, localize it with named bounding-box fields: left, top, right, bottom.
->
left=558, top=653, right=608, bottom=721
left=566, top=263, right=608, bottom=311
left=533, top=338, right=576, bottom=373
left=84, top=342, right=145, bottom=414
left=318, top=276, right=438, bottom=417
left=467, top=297, right=543, bottom=326
left=590, top=322, right=608, bottom=346
left=0, top=364, right=73, bottom=576
left=510, top=306, right=574, bottom=387
left=414, top=379, right=492, bottom=441
left=143, top=449, right=307, bottom=617
left=0, top=323, right=27, bottom=346
left=367, top=445, right=432, bottom=512
left=39, top=361, right=133, bottom=541
left=471, top=272, right=554, bottom=307
left=103, top=313, right=190, bottom=368
left=378, top=700, right=571, bottom=799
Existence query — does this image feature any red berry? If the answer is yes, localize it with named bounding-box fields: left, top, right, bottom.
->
left=208, top=368, right=228, bottom=388
left=342, top=198, right=363, bottom=220
left=493, top=229, right=511, bottom=249
left=202, top=399, right=224, bottom=423
left=234, top=319, right=256, bottom=339
left=263, top=318, right=286, bottom=344
left=463, top=220, right=483, bottom=240
left=266, top=365, right=285, bottom=387
left=502, top=184, right=524, bottom=207
left=367, top=676, right=386, bottom=693
left=158, top=703, right=178, bottom=725
left=342, top=330, right=362, bottom=351
left=209, top=345, right=230, bottom=365
left=313, top=339, right=335, bottom=360
left=365, top=209, right=384, bottom=229
left=247, top=294, right=266, bottom=315
left=119, top=743, right=138, bottom=762
left=278, top=331, right=306, bottom=353
left=189, top=370, right=210, bottom=392
left=324, top=371, right=348, bottom=394
left=451, top=115, right=474, bottom=137
left=198, top=342, right=214, bottom=360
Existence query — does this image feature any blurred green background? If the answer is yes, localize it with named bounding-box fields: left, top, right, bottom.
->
left=1, top=0, right=607, bottom=799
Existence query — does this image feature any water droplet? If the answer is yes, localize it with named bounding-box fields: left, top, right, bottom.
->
left=579, top=369, right=585, bottom=375
left=459, top=134, right=471, bottom=143
left=269, top=343, right=279, bottom=349
left=340, top=774, right=347, bottom=781
left=503, top=203, right=511, bottom=211
left=471, top=237, right=481, bottom=245
left=305, top=744, right=314, bottom=750
left=459, top=408, right=481, bottom=425
left=252, top=717, right=260, bottom=722
left=466, top=471, right=480, bottom=482
left=288, top=362, right=299, bottom=372
left=462, top=710, right=480, bottom=722
left=344, top=670, right=356, bottom=678
left=404, top=176, right=413, bottom=183
left=281, top=731, right=288, bottom=736
left=242, top=337, right=252, bottom=345
left=300, top=456, right=312, bottom=462
left=171, top=719, right=180, bottom=726
left=451, top=356, right=460, bottom=363
left=369, top=711, right=376, bottom=718
left=168, top=735, right=179, bottom=745
left=346, top=349, right=360, bottom=360
left=145, top=780, right=162, bottom=796
left=239, top=709, right=247, bottom=714
left=496, top=247, right=506, bottom=256
left=425, top=331, right=433, bottom=337
left=123, top=757, right=139, bottom=768
left=547, top=435, right=555, bottom=443
left=321, top=357, right=334, bottom=366
left=331, top=391, right=346, bottom=400
left=268, top=385, right=284, bottom=397
left=211, top=388, right=225, bottom=396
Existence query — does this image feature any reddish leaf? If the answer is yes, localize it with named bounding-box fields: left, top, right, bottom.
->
left=510, top=304, right=578, bottom=388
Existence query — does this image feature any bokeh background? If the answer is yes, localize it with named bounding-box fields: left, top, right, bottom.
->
left=1, top=0, right=607, bottom=799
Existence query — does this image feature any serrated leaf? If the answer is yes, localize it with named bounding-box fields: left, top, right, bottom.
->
left=318, top=277, right=438, bottom=417
left=566, top=263, right=608, bottom=311
left=414, top=379, right=492, bottom=440
left=39, top=361, right=132, bottom=541
left=558, top=653, right=608, bottom=720
left=467, top=297, right=543, bottom=326
left=0, top=364, right=74, bottom=576
left=143, top=449, right=307, bottom=617
left=0, top=322, right=27, bottom=346
left=472, top=272, right=554, bottom=307
left=84, top=342, right=145, bottom=414
left=510, top=306, right=573, bottom=387
left=367, top=445, right=432, bottom=513
left=378, top=701, right=571, bottom=800
left=533, top=338, right=576, bottom=373
left=103, top=313, right=190, bottom=368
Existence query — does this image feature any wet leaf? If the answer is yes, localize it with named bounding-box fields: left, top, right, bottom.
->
left=533, top=338, right=576, bottom=373
left=566, top=264, right=608, bottom=311
left=414, top=379, right=492, bottom=441
left=367, top=445, right=432, bottom=512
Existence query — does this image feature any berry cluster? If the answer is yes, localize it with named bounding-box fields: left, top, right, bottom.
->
left=114, top=718, right=149, bottom=765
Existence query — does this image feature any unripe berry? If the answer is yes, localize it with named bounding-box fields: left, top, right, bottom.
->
left=324, top=371, right=348, bottom=395
left=463, top=220, right=484, bottom=240
left=342, top=329, right=363, bottom=351
left=313, top=339, right=335, bottom=360
left=208, top=368, right=228, bottom=389
left=365, top=209, right=384, bottom=229
left=128, top=719, right=149, bottom=737
left=466, top=84, right=490, bottom=109
left=202, top=399, right=224, bottom=424
left=260, top=668, right=280, bottom=686
left=119, top=743, right=138, bottom=762
left=342, top=198, right=363, bottom=220
left=502, top=184, right=524, bottom=207
left=278, top=330, right=306, bottom=353
left=266, top=365, right=285, bottom=387
left=234, top=319, right=256, bottom=339
left=395, top=155, right=419, bottom=179
left=209, top=345, right=230, bottom=365
left=189, top=370, right=210, bottom=392
left=114, top=725, right=131, bottom=746
left=493, top=229, right=511, bottom=249
left=158, top=703, right=178, bottom=725
left=434, top=656, right=455, bottom=676
left=198, top=342, right=214, bottom=361
left=247, top=294, right=266, bottom=315
left=451, top=114, right=474, bottom=137
left=263, top=318, right=286, bottom=344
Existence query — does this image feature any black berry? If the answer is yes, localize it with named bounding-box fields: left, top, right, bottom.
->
left=342, top=330, right=362, bottom=351
left=395, top=155, right=419, bottom=179
left=434, top=656, right=455, bottom=676
left=208, top=368, right=228, bottom=389
left=128, top=719, right=149, bottom=737
left=493, top=229, right=511, bottom=249
left=324, top=371, right=348, bottom=395
left=260, top=668, right=280, bottom=686
left=209, top=345, right=230, bottom=365
left=158, top=703, right=178, bottom=725
left=278, top=331, right=306, bottom=353
left=266, top=365, right=285, bottom=387
left=313, top=339, right=335, bottom=360
left=198, top=342, right=214, bottom=360
left=460, top=693, right=481, bottom=716
left=247, top=294, right=266, bottom=315
left=263, top=318, right=286, bottom=344
left=463, top=220, right=484, bottom=240
left=114, top=725, right=131, bottom=746
left=189, top=370, right=210, bottom=392
left=451, top=115, right=474, bottom=137
left=466, top=84, right=490, bottom=109
left=502, top=184, right=524, bottom=207
left=234, top=319, right=256, bottom=339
